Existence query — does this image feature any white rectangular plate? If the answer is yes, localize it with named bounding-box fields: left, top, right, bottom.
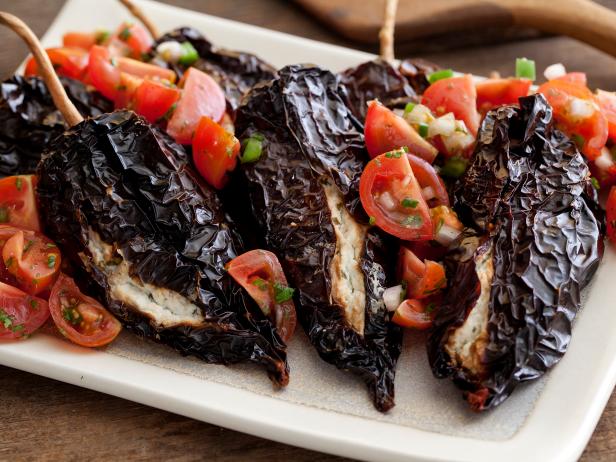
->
left=2, top=1, right=616, bottom=461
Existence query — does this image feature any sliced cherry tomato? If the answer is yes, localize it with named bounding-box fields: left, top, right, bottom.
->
left=475, top=78, right=532, bottom=113
left=595, top=89, right=616, bottom=141
left=132, top=79, right=181, bottom=124
left=406, top=154, right=449, bottom=207
left=192, top=116, right=240, bottom=189
left=167, top=68, right=227, bottom=145
left=0, top=176, right=40, bottom=232
left=556, top=72, right=587, bottom=86
left=410, top=260, right=446, bottom=299
left=397, top=246, right=425, bottom=288
left=63, top=30, right=110, bottom=50
left=2, top=229, right=61, bottom=296
left=114, top=72, right=143, bottom=110
left=422, top=75, right=481, bottom=137
left=392, top=299, right=433, bottom=330
left=364, top=101, right=438, bottom=163
left=24, top=47, right=88, bottom=81
left=49, top=274, right=122, bottom=348
left=606, top=186, right=616, bottom=244
left=114, top=22, right=154, bottom=59
left=114, top=56, right=176, bottom=83
left=88, top=45, right=121, bottom=100
left=0, top=282, right=50, bottom=340
left=226, top=250, right=297, bottom=343
left=537, top=79, right=608, bottom=160
left=360, top=151, right=433, bottom=240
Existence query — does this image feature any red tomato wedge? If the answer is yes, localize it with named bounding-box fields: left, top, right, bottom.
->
left=133, top=79, right=181, bottom=124
left=24, top=47, right=88, bottom=81
left=406, top=154, right=449, bottom=207
left=392, top=299, right=433, bottom=330
left=192, top=116, right=240, bottom=189
left=607, top=186, right=616, bottom=244
left=475, top=78, right=532, bottom=113
left=595, top=89, right=616, bottom=141
left=364, top=101, right=438, bottom=163
left=0, top=282, right=50, bottom=340
left=167, top=68, right=227, bottom=145
left=0, top=175, right=40, bottom=232
left=63, top=31, right=110, bottom=50
left=226, top=250, right=297, bottom=343
left=397, top=246, right=425, bottom=289
left=537, top=79, right=608, bottom=160
left=114, top=57, right=176, bottom=83
left=49, top=274, right=122, bottom=348
left=114, top=72, right=143, bottom=110
left=2, top=228, right=62, bottom=296
left=114, top=22, right=154, bottom=59
left=88, top=45, right=121, bottom=100
left=397, top=246, right=447, bottom=298
left=360, top=151, right=432, bottom=240
left=422, top=75, right=481, bottom=136
left=556, top=72, right=588, bottom=86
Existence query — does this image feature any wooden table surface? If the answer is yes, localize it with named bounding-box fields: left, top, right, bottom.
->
left=1, top=1, right=616, bottom=460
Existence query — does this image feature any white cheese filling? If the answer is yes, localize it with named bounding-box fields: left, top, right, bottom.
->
left=322, top=180, right=368, bottom=335
left=85, top=229, right=205, bottom=328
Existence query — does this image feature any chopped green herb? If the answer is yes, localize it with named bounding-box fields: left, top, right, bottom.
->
left=178, top=41, right=199, bottom=66
left=95, top=30, right=111, bottom=45
left=29, top=299, right=39, bottom=311
left=401, top=146, right=409, bottom=153
left=369, top=216, right=376, bottom=226
left=11, top=324, right=24, bottom=333
left=62, top=305, right=82, bottom=326
left=435, top=218, right=445, bottom=234
left=591, top=177, right=600, bottom=190
left=425, top=302, right=436, bottom=313
left=15, top=177, right=22, bottom=191
left=0, top=309, right=13, bottom=329
left=402, top=215, right=423, bottom=227
left=572, top=134, right=585, bottom=148
left=440, top=156, right=468, bottom=178
left=404, top=102, right=416, bottom=114
left=0, top=207, right=8, bottom=223
left=515, top=57, right=536, bottom=81
left=427, top=69, right=454, bottom=84
left=418, top=123, right=429, bottom=138
left=23, top=240, right=35, bottom=253
left=45, top=243, right=57, bottom=249
left=118, top=26, right=132, bottom=41
left=273, top=282, right=295, bottom=304
left=252, top=277, right=268, bottom=291
left=401, top=198, right=418, bottom=208
left=240, top=134, right=264, bottom=164
left=384, top=150, right=403, bottom=158
left=156, top=103, right=177, bottom=123
left=47, top=254, right=57, bottom=269
left=5, top=257, right=13, bottom=268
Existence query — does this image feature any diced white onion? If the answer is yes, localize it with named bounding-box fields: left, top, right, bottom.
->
left=568, top=97, right=595, bottom=120
left=428, top=113, right=456, bottom=138
left=404, top=104, right=434, bottom=125
left=422, top=186, right=436, bottom=201
left=544, top=63, right=566, bottom=81
left=595, top=147, right=615, bottom=170
left=443, top=131, right=475, bottom=155
left=383, top=285, right=405, bottom=312
left=393, top=108, right=405, bottom=117
left=434, top=224, right=463, bottom=246
left=378, top=191, right=397, bottom=211
left=156, top=41, right=184, bottom=63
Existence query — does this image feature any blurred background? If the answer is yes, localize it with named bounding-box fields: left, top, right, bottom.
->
left=2, top=0, right=616, bottom=88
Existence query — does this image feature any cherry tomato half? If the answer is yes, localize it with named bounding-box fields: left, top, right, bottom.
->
left=364, top=100, right=438, bottom=163
left=392, top=299, right=433, bottom=330
left=226, top=250, right=297, bottom=343
left=88, top=45, right=122, bottom=101
left=49, top=274, right=122, bottom=348
left=133, top=78, right=181, bottom=124
left=24, top=47, right=88, bottom=81
left=113, top=22, right=154, bottom=59
left=406, top=154, right=449, bottom=207
left=167, top=68, right=227, bottom=145
left=192, top=116, right=240, bottom=189
left=0, top=282, right=50, bottom=340
left=606, top=186, right=616, bottom=245
left=422, top=75, right=481, bottom=137
left=0, top=175, right=40, bottom=232
left=360, top=151, right=433, bottom=240
left=475, top=78, right=532, bottom=113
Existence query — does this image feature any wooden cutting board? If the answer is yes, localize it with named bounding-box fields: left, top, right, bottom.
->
left=295, top=0, right=616, bottom=57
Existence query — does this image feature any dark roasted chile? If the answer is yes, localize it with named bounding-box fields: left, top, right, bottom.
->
left=0, top=75, right=111, bottom=178
left=36, top=110, right=289, bottom=386
left=398, top=58, right=440, bottom=94
left=428, top=94, right=604, bottom=410
left=151, top=27, right=277, bottom=111
left=234, top=65, right=403, bottom=412
left=339, top=59, right=417, bottom=120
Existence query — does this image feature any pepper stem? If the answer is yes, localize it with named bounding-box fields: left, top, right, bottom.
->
left=0, top=12, right=84, bottom=127
left=118, top=0, right=160, bottom=39
left=379, top=0, right=398, bottom=62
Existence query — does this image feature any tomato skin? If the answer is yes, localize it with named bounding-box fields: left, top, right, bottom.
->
left=364, top=101, right=438, bottom=163
left=360, top=152, right=433, bottom=241
left=537, top=79, right=608, bottom=160
left=422, top=75, right=481, bottom=136
left=88, top=45, right=121, bottom=101
left=0, top=175, right=41, bottom=232
left=114, top=22, right=154, bottom=59
left=556, top=72, right=587, bottom=86
left=114, top=57, right=176, bottom=83
left=476, top=78, right=532, bottom=113
left=0, top=282, right=50, bottom=340
left=49, top=274, right=122, bottom=348
left=409, top=260, right=446, bottom=299
left=133, top=79, right=181, bottom=124
left=392, top=299, right=433, bottom=330
left=63, top=32, right=98, bottom=50
left=606, top=186, right=616, bottom=244
left=167, top=68, right=227, bottom=145
left=397, top=246, right=425, bottom=289
left=192, top=116, right=240, bottom=189
left=113, top=72, right=143, bottom=110
left=406, top=154, right=449, bottom=207
left=595, top=89, right=616, bottom=142
left=24, top=47, right=88, bottom=81
left=226, top=250, right=297, bottom=343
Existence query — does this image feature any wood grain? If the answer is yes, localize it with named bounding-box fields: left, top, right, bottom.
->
left=0, top=1, right=615, bottom=460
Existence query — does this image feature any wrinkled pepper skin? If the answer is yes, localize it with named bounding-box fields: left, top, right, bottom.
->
left=37, top=110, right=289, bottom=386
left=0, top=75, right=111, bottom=178
left=428, top=94, right=604, bottom=410
left=234, top=65, right=403, bottom=412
